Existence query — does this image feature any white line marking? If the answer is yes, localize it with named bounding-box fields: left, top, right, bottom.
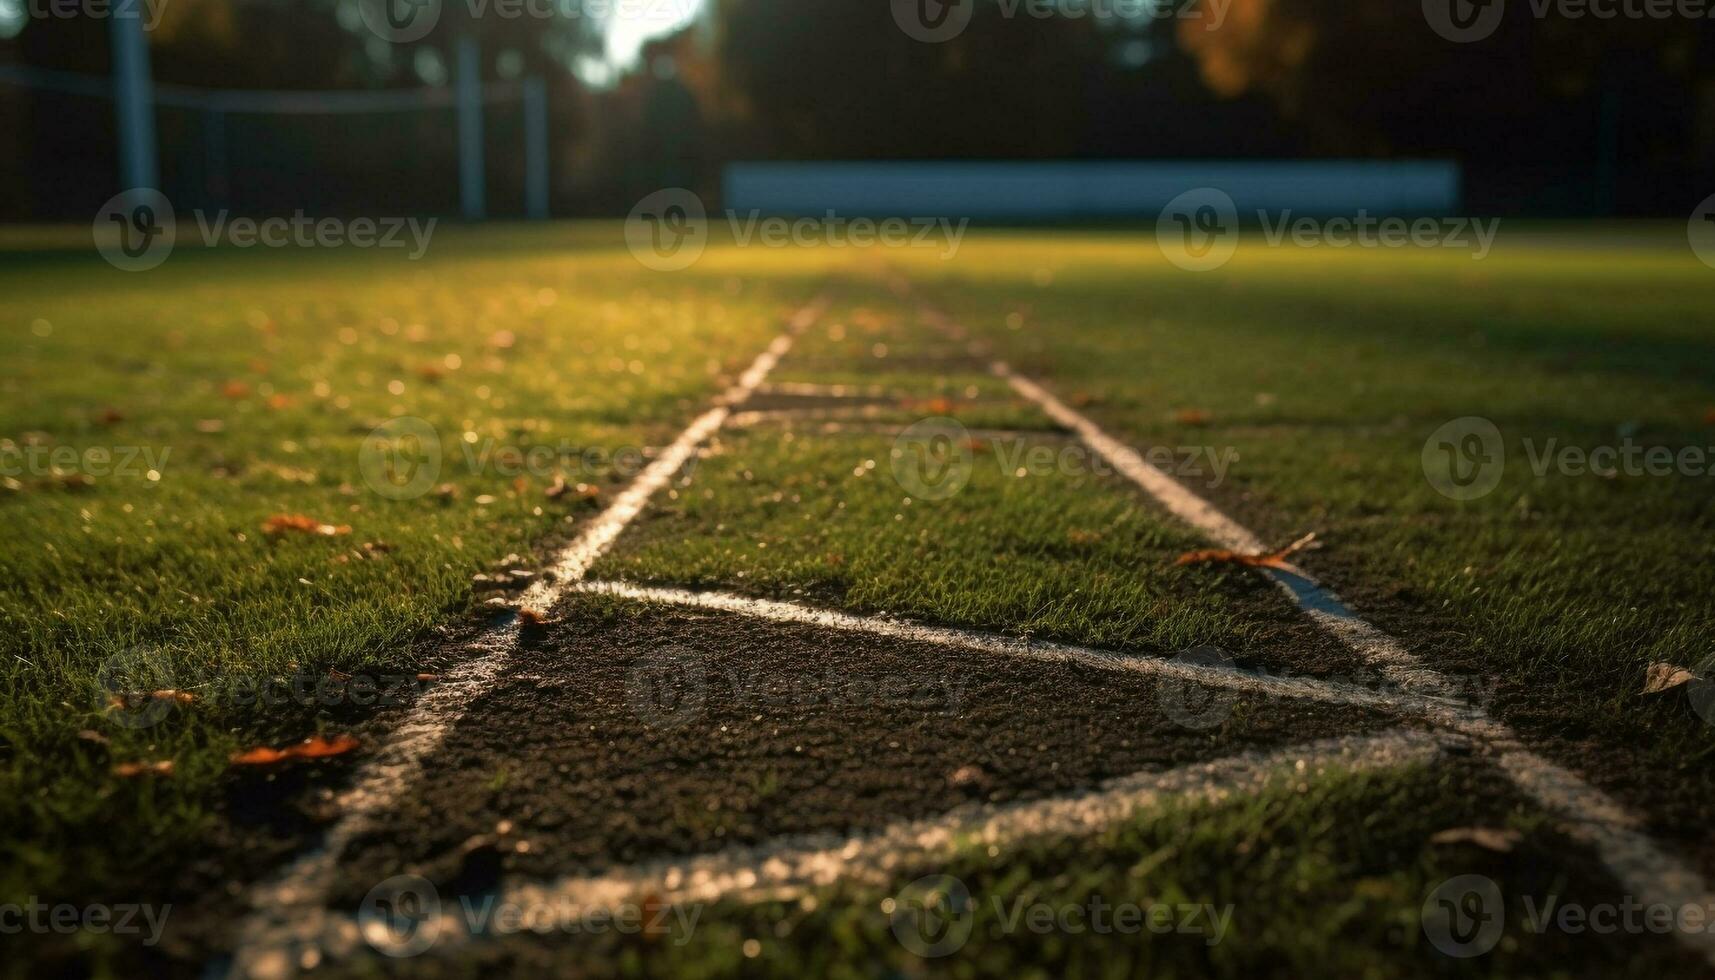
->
left=431, top=731, right=1441, bottom=938
left=990, top=356, right=1715, bottom=967
left=570, top=581, right=1471, bottom=726
left=224, top=297, right=826, bottom=980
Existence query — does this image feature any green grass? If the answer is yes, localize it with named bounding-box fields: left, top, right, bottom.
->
left=879, top=229, right=1715, bottom=783
left=4, top=221, right=1713, bottom=974
left=0, top=225, right=822, bottom=917
left=323, top=758, right=1704, bottom=979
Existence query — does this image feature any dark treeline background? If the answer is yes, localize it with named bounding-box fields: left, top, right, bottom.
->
left=2, top=0, right=1712, bottom=219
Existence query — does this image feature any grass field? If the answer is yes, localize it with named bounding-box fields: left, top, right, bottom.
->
left=3, top=222, right=1713, bottom=977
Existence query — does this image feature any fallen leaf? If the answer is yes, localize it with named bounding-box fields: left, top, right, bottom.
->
left=1643, top=662, right=1701, bottom=695
left=1430, top=827, right=1521, bottom=853
left=512, top=475, right=529, bottom=496
left=195, top=419, right=226, bottom=433
left=1177, top=532, right=1319, bottom=571
left=230, top=734, right=361, bottom=766
left=265, top=393, right=294, bottom=411
left=106, top=690, right=195, bottom=713
left=263, top=513, right=352, bottom=537
left=77, top=729, right=110, bottom=746
left=1172, top=408, right=1213, bottom=426
left=221, top=381, right=250, bottom=399
left=113, top=760, right=174, bottom=778
left=544, top=474, right=567, bottom=499
left=517, top=608, right=548, bottom=625
left=97, top=407, right=124, bottom=425
left=416, top=673, right=440, bottom=683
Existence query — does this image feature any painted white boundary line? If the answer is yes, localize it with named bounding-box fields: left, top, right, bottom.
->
left=441, top=730, right=1440, bottom=937
left=989, top=357, right=1715, bottom=968
left=570, top=581, right=1471, bottom=727
left=224, top=297, right=826, bottom=980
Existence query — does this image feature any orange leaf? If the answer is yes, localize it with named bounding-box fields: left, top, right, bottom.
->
left=97, top=407, right=124, bottom=425
left=113, top=760, right=174, bottom=778
left=517, top=607, right=548, bottom=625
left=263, top=514, right=352, bottom=537
left=1177, top=532, right=1318, bottom=571
left=221, top=381, right=250, bottom=399
left=230, top=734, right=361, bottom=766
left=1171, top=408, right=1213, bottom=426
left=265, top=393, right=294, bottom=411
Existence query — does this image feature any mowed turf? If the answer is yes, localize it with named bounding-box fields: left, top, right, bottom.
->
left=880, top=230, right=1715, bottom=858
left=3, top=223, right=1713, bottom=975
left=0, top=225, right=825, bottom=958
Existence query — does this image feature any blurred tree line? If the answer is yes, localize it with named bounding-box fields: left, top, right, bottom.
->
left=2, top=0, right=1711, bottom=217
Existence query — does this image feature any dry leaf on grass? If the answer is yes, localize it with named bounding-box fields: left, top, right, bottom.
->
left=113, top=760, right=174, bottom=778
left=1176, top=532, right=1319, bottom=571
left=262, top=513, right=352, bottom=537
left=1171, top=408, right=1213, bottom=426
left=1430, top=827, right=1521, bottom=853
left=221, top=381, right=250, bottom=399
left=230, top=734, right=361, bottom=766
left=107, top=690, right=195, bottom=713
left=1643, top=662, right=1702, bottom=695
left=416, top=673, right=440, bottom=683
